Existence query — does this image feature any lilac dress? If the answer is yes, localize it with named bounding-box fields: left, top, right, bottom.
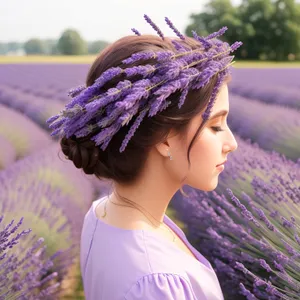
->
left=80, top=196, right=224, bottom=300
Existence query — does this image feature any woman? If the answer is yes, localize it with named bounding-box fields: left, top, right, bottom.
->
left=47, top=15, right=241, bottom=300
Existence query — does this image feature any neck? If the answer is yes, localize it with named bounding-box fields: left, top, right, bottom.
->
left=111, top=149, right=184, bottom=223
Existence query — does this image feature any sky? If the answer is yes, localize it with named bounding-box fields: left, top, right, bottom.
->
left=0, top=0, right=241, bottom=43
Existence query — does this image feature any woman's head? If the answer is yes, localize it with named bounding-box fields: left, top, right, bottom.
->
left=58, top=32, right=239, bottom=191
left=158, top=82, right=238, bottom=192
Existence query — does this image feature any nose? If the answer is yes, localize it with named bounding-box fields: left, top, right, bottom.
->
left=223, top=129, right=238, bottom=154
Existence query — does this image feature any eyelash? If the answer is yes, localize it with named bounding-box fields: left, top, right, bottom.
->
left=211, top=126, right=224, bottom=132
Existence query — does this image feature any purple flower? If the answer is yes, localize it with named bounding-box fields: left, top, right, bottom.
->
left=0, top=143, right=95, bottom=297
left=45, top=23, right=241, bottom=153
left=171, top=134, right=300, bottom=299
left=91, top=122, right=122, bottom=148
left=227, top=93, right=300, bottom=161
left=230, top=41, right=243, bottom=52
left=120, top=108, right=148, bottom=152
left=201, top=72, right=225, bottom=121
left=0, top=216, right=60, bottom=298
left=149, top=80, right=182, bottom=116
left=178, top=88, right=189, bottom=108
left=122, top=51, right=157, bottom=65
left=68, top=85, right=86, bottom=98
left=143, top=14, right=164, bottom=40
left=124, top=65, right=156, bottom=78
left=94, top=67, right=123, bottom=88
left=259, top=259, right=272, bottom=272
left=192, top=31, right=212, bottom=49
left=239, top=283, right=257, bottom=300
left=0, top=104, right=53, bottom=158
left=116, top=88, right=149, bottom=111
left=165, top=17, right=185, bottom=40
left=131, top=28, right=141, bottom=36
left=206, top=27, right=228, bottom=40
left=171, top=40, right=189, bottom=53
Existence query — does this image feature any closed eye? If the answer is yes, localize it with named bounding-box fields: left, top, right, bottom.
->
left=211, top=126, right=224, bottom=132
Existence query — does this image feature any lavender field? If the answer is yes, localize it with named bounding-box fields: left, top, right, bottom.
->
left=0, top=64, right=299, bottom=299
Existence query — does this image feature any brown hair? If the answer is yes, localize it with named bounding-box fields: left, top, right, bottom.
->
left=60, top=35, right=230, bottom=186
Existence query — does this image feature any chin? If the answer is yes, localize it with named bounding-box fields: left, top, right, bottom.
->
left=200, top=186, right=217, bottom=192
left=187, top=180, right=218, bottom=192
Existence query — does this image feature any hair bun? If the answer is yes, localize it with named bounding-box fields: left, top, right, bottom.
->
left=60, top=136, right=101, bottom=174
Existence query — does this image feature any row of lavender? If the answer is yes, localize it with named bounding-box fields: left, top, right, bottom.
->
left=0, top=142, right=107, bottom=298
left=0, top=64, right=299, bottom=299
left=2, top=65, right=300, bottom=109
left=0, top=65, right=101, bottom=298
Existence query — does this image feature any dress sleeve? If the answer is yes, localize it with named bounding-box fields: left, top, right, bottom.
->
left=124, top=273, right=197, bottom=300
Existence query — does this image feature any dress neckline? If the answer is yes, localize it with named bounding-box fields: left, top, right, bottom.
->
left=92, top=196, right=212, bottom=270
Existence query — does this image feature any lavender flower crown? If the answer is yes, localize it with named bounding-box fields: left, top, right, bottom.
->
left=46, top=15, right=242, bottom=153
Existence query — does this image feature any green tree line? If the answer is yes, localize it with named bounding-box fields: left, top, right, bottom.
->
left=185, top=0, right=300, bottom=61
left=0, top=29, right=109, bottom=56
left=1, top=0, right=299, bottom=60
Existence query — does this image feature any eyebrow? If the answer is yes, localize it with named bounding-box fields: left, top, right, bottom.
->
left=208, top=110, right=229, bottom=120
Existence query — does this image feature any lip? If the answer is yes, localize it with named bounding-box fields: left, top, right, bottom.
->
left=216, top=160, right=227, bottom=167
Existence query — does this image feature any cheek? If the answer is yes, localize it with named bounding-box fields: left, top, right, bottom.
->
left=189, top=132, right=216, bottom=165
left=186, top=137, right=220, bottom=191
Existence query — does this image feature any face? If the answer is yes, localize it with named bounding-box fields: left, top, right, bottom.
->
left=164, top=83, right=238, bottom=192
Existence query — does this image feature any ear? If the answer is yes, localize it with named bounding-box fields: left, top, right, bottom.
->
left=154, top=128, right=178, bottom=159
left=155, top=140, right=170, bottom=159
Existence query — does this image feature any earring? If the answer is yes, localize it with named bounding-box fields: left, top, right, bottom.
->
left=167, top=149, right=173, bottom=160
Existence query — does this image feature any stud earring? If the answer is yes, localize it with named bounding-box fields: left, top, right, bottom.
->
left=167, top=149, right=173, bottom=160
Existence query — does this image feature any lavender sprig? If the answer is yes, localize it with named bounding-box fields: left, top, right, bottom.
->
left=144, top=14, right=164, bottom=40
left=192, top=31, right=212, bottom=50
left=131, top=28, right=141, bottom=36
left=46, top=21, right=243, bottom=153
left=65, top=67, right=123, bottom=110
left=206, top=26, right=228, bottom=40
left=0, top=217, right=61, bottom=298
left=171, top=40, right=189, bottom=53
left=201, top=71, right=226, bottom=121
left=165, top=17, right=185, bottom=40
left=120, top=108, right=148, bottom=152
left=124, top=65, right=156, bottom=77
left=68, top=85, right=86, bottom=98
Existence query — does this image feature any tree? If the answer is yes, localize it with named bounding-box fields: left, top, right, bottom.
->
left=7, top=42, right=23, bottom=53
left=184, top=0, right=300, bottom=61
left=88, top=40, right=109, bottom=54
left=185, top=0, right=244, bottom=57
left=238, top=0, right=275, bottom=59
left=43, top=39, right=59, bottom=55
left=185, top=0, right=242, bottom=37
left=24, top=38, right=46, bottom=55
left=268, top=0, right=300, bottom=60
left=57, top=29, right=88, bottom=55
left=0, top=43, right=8, bottom=55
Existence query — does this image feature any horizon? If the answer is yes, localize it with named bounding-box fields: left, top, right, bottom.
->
left=1, top=0, right=244, bottom=43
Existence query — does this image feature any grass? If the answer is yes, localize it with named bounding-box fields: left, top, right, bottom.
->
left=233, top=60, right=300, bottom=68
left=0, top=55, right=97, bottom=64
left=1, top=55, right=300, bottom=67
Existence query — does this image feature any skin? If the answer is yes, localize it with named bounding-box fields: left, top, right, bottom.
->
left=96, top=83, right=238, bottom=236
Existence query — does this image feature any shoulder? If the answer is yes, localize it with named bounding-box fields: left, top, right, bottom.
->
left=80, top=199, right=198, bottom=299
left=124, top=273, right=197, bottom=300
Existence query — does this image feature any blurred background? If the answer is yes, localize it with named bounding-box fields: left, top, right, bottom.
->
left=0, top=0, right=299, bottom=299
left=1, top=0, right=300, bottom=62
